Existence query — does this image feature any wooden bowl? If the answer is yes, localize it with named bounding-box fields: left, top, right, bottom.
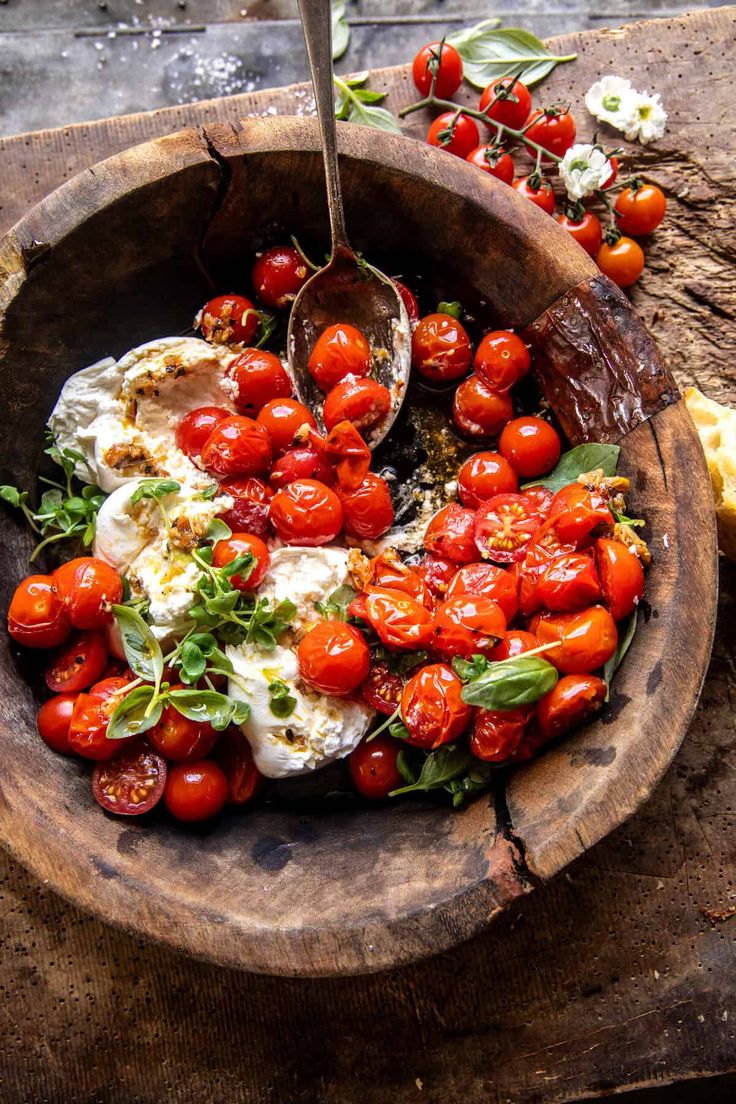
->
left=0, top=119, right=717, bottom=977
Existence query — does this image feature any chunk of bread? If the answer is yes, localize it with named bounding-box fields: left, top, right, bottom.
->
left=684, top=386, right=736, bottom=559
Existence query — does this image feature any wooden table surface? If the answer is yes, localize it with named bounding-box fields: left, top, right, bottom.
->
left=1, top=7, right=735, bottom=1102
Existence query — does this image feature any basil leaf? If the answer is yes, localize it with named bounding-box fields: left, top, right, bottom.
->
left=231, top=699, right=251, bottom=725
left=268, top=680, right=297, bottom=719
left=333, top=74, right=401, bottom=134
left=112, top=605, right=164, bottom=685
left=461, top=655, right=558, bottom=710
left=315, top=584, right=358, bottom=621
left=603, top=609, right=638, bottom=698
left=522, top=443, right=620, bottom=494
left=106, top=685, right=163, bottom=741
left=389, top=744, right=475, bottom=797
left=219, top=552, right=255, bottom=582
left=331, top=0, right=350, bottom=61
left=445, top=763, right=495, bottom=807
left=0, top=485, right=27, bottom=508
left=388, top=719, right=411, bottom=740
left=452, top=654, right=491, bottom=682
left=180, top=640, right=207, bottom=685
left=206, top=517, right=232, bottom=544
left=395, top=749, right=416, bottom=785
left=189, top=632, right=217, bottom=655
left=130, top=478, right=180, bottom=506
left=447, top=22, right=576, bottom=90
left=199, top=483, right=219, bottom=501
left=168, top=689, right=238, bottom=731
left=437, top=301, right=462, bottom=320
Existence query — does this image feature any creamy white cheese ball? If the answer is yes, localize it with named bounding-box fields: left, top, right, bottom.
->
left=256, top=545, right=352, bottom=636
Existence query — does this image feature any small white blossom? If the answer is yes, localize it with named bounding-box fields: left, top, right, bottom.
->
left=558, top=143, right=613, bottom=200
left=623, top=90, right=667, bottom=145
left=584, top=75, right=637, bottom=129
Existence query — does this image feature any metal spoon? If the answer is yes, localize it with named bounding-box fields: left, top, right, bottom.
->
left=288, top=0, right=411, bottom=449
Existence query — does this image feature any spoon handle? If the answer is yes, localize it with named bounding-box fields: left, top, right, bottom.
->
left=297, top=0, right=353, bottom=257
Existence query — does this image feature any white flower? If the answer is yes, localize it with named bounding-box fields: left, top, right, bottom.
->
left=623, top=90, right=667, bottom=145
left=584, top=75, right=637, bottom=128
left=558, top=143, right=613, bottom=201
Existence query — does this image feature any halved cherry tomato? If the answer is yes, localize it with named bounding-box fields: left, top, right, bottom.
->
left=212, top=533, right=270, bottom=590
left=595, top=537, right=645, bottom=620
left=212, top=726, right=263, bottom=805
left=596, top=236, right=644, bottom=289
left=322, top=377, right=391, bottom=434
left=45, top=630, right=108, bottom=694
left=319, top=421, right=371, bottom=490
left=489, top=629, right=540, bottom=662
left=8, top=574, right=70, bottom=649
left=364, top=587, right=435, bottom=651
left=53, top=557, right=123, bottom=630
left=269, top=478, right=343, bottom=545
left=479, top=77, right=532, bottom=130
left=401, top=663, right=472, bottom=749
left=92, top=746, right=167, bottom=816
left=424, top=503, right=478, bottom=564
left=535, top=552, right=602, bottom=612
left=415, top=554, right=457, bottom=598
left=470, top=706, right=533, bottom=762
left=452, top=374, right=514, bottom=438
left=149, top=690, right=218, bottom=761
left=164, top=760, right=229, bottom=822
left=251, top=245, right=309, bottom=308
left=474, top=493, right=545, bottom=563
left=297, top=621, right=370, bottom=696
left=394, top=280, right=420, bottom=326
left=68, top=676, right=130, bottom=760
left=350, top=734, right=404, bottom=799
left=219, top=475, right=273, bottom=537
left=225, top=349, right=293, bottom=416
left=200, top=414, right=272, bottom=477
left=614, top=184, right=666, bottom=236
left=175, top=406, right=231, bottom=460
left=446, top=562, right=519, bottom=622
left=412, top=40, right=463, bottom=98
left=499, top=417, right=561, bottom=478
left=524, top=108, right=577, bottom=160
left=537, top=673, right=607, bottom=739
left=474, top=331, right=530, bottom=393
left=466, top=145, right=515, bottom=184
left=458, top=451, right=518, bottom=508
left=336, top=473, right=395, bottom=540
left=532, top=605, right=618, bottom=674
left=556, top=210, right=603, bottom=257
left=256, top=398, right=316, bottom=455
left=412, top=313, right=472, bottom=382
left=361, top=660, right=403, bottom=715
left=37, top=693, right=77, bottom=755
left=548, top=483, right=612, bottom=545
left=367, top=554, right=434, bottom=610
left=432, top=595, right=506, bottom=660
left=427, top=112, right=479, bottom=158
left=308, top=323, right=371, bottom=391
left=512, top=176, right=556, bottom=214
left=269, top=447, right=335, bottom=490
left=198, top=294, right=258, bottom=345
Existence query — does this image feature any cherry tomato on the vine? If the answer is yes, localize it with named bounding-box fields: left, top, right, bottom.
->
left=37, top=693, right=77, bottom=755
left=8, top=574, right=70, bottom=649
left=308, top=323, right=371, bottom=391
left=256, top=398, right=316, bottom=455
left=322, top=376, right=391, bottom=434
left=499, top=416, right=561, bottom=478
left=251, top=245, right=309, bottom=308
left=200, top=415, right=272, bottom=477
left=524, top=108, right=577, bottom=160
left=474, top=493, right=545, bottom=564
left=614, top=184, right=666, bottom=236
left=297, top=621, right=370, bottom=697
left=479, top=77, right=532, bottom=130
left=458, top=451, right=518, bottom=509
left=466, top=145, right=515, bottom=185
left=164, top=760, right=229, bottom=822
left=212, top=533, right=270, bottom=590
left=512, top=176, right=556, bottom=214
left=225, top=349, right=293, bottom=416
left=474, top=330, right=531, bottom=393
left=45, top=630, right=108, bottom=694
left=269, top=478, right=343, bottom=546
left=424, top=503, right=478, bottom=565
left=432, top=594, right=507, bottom=660
left=401, top=663, right=472, bottom=749
left=175, top=406, right=231, bottom=460
left=595, top=537, right=645, bottom=621
left=336, top=472, right=395, bottom=540
left=596, top=236, right=645, bottom=288
left=556, top=210, right=603, bottom=257
left=198, top=294, right=258, bottom=345
left=92, top=747, right=167, bottom=816
left=412, top=40, right=464, bottom=99
left=349, top=735, right=404, bottom=799
left=427, top=112, right=480, bottom=159
left=452, top=374, right=514, bottom=438
left=412, top=312, right=472, bottom=383
left=537, top=673, right=607, bottom=739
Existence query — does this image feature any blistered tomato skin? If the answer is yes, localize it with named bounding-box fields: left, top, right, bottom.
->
left=446, top=562, right=519, bottom=623
left=53, top=557, right=124, bottom=631
left=199, top=294, right=259, bottom=345
left=412, top=313, right=472, bottom=383
left=394, top=280, right=420, bottom=326
left=251, top=245, right=309, bottom=308
left=257, top=398, right=316, bottom=456
left=548, top=484, right=612, bottom=545
left=308, top=324, right=371, bottom=391
left=149, top=694, right=218, bottom=761
left=499, top=417, right=561, bottom=478
left=269, top=447, right=335, bottom=490
left=533, top=605, right=618, bottom=674
left=269, top=478, right=343, bottom=546
left=424, top=504, right=478, bottom=565
left=350, top=735, right=404, bottom=799
left=175, top=406, right=231, bottom=459
left=297, top=621, right=370, bottom=697
left=337, top=473, right=395, bottom=540
left=8, top=574, right=71, bottom=649
left=212, top=726, right=263, bottom=805
left=401, top=663, right=473, bottom=749
left=367, top=555, right=435, bottom=610
left=416, top=555, right=457, bottom=598
left=67, top=676, right=130, bottom=761
left=470, top=707, right=533, bottom=762
left=595, top=537, right=645, bottom=620
left=458, top=451, right=518, bottom=509
left=537, top=673, right=607, bottom=739
left=225, top=350, right=293, bottom=416
left=489, top=629, right=540, bottom=662
left=535, top=552, right=602, bottom=612
left=164, top=760, right=229, bottom=822
left=452, top=375, right=514, bottom=438
left=322, top=377, right=391, bottom=434
left=432, top=595, right=507, bottom=660
left=212, top=533, right=270, bottom=591
left=200, top=415, right=272, bottom=477
left=364, top=587, right=435, bottom=651
left=473, top=331, right=531, bottom=393
left=219, top=476, right=272, bottom=537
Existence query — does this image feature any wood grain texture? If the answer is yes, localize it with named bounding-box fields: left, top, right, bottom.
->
left=0, top=8, right=732, bottom=1100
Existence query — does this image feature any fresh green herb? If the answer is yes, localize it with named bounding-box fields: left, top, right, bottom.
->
left=603, top=609, right=638, bottom=699
left=254, top=311, right=279, bottom=349
left=247, top=598, right=297, bottom=650
left=112, top=605, right=164, bottom=688
left=331, top=0, right=350, bottom=60
left=447, top=22, right=577, bottom=90
left=389, top=743, right=476, bottom=797
left=107, top=685, right=164, bottom=741
left=374, top=647, right=428, bottom=678
left=334, top=72, right=402, bottom=134
left=168, top=688, right=248, bottom=731
left=437, top=300, right=462, bottom=319
left=445, top=763, right=496, bottom=807
left=205, top=517, right=232, bottom=545
left=268, top=679, right=297, bottom=719
left=610, top=506, right=645, bottom=528
left=129, top=479, right=181, bottom=507
left=388, top=718, right=411, bottom=740
left=190, top=548, right=289, bottom=648
left=315, top=583, right=358, bottom=620
left=460, top=655, right=559, bottom=710
left=452, top=654, right=491, bottom=682
left=395, top=749, right=416, bottom=785
left=522, top=443, right=620, bottom=494
left=198, top=484, right=219, bottom=502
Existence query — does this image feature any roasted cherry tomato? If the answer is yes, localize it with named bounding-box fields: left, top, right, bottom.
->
left=297, top=621, right=370, bottom=697
left=548, top=483, right=612, bottom=545
left=212, top=532, right=270, bottom=590
left=308, top=323, right=371, bottom=391
left=225, top=349, right=293, bottom=416
left=499, top=416, right=561, bottom=478
left=148, top=691, right=219, bottom=761
left=92, top=746, right=167, bottom=816
left=532, top=605, right=618, bottom=674
left=596, top=236, right=645, bottom=288
left=479, top=76, right=532, bottom=129
left=614, top=183, right=666, bottom=236
left=537, top=673, right=607, bottom=739
left=164, top=759, right=229, bottom=822
left=474, top=493, right=545, bottom=564
left=361, top=659, right=403, bottom=715
left=432, top=595, right=507, bottom=660
left=318, top=420, right=372, bottom=491
left=364, top=587, right=435, bottom=651
left=8, top=574, right=70, bottom=649
left=394, top=280, right=420, bottom=326
left=522, top=485, right=554, bottom=516
left=595, top=537, right=645, bottom=621
left=412, top=40, right=463, bottom=98
left=37, top=693, right=77, bottom=755
left=424, top=503, right=478, bottom=565
left=401, top=663, right=472, bottom=749
left=269, top=478, right=343, bottom=545
left=322, top=376, right=391, bottom=434
left=524, top=108, right=577, bottom=159
left=470, top=706, right=533, bottom=762
left=68, top=676, right=130, bottom=760
left=466, top=145, right=515, bottom=184
left=269, top=447, right=335, bottom=490
left=535, top=552, right=602, bottom=612
left=175, top=406, right=231, bottom=460
left=256, top=398, right=316, bottom=455
left=198, top=294, right=258, bottom=345
left=473, top=330, right=530, bottom=393
left=412, top=312, right=472, bottom=383
left=368, top=554, right=435, bottom=610
left=212, top=726, right=263, bottom=805
left=427, top=112, right=479, bottom=158
left=512, top=175, right=556, bottom=214
left=515, top=518, right=577, bottom=615
left=349, top=734, right=404, bottom=799
left=458, top=451, right=518, bottom=509
left=453, top=374, right=514, bottom=438
left=251, top=245, right=309, bottom=308
left=489, top=629, right=540, bottom=662
left=446, top=562, right=519, bottom=622
left=556, top=210, right=603, bottom=257
left=200, top=414, right=272, bottom=477
left=45, top=630, right=108, bottom=694
left=219, top=475, right=272, bottom=537
left=416, top=554, right=457, bottom=598
left=53, top=557, right=123, bottom=631
left=336, top=472, right=395, bottom=540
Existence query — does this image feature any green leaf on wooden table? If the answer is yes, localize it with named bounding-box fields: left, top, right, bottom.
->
left=334, top=74, right=402, bottom=134
left=603, top=609, right=638, bottom=699
left=447, top=22, right=577, bottom=90
left=460, top=655, right=558, bottom=710
left=106, top=685, right=164, bottom=741
left=522, top=443, right=620, bottom=494
left=332, top=1, right=350, bottom=61
left=112, top=605, right=164, bottom=686
left=389, top=743, right=476, bottom=797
